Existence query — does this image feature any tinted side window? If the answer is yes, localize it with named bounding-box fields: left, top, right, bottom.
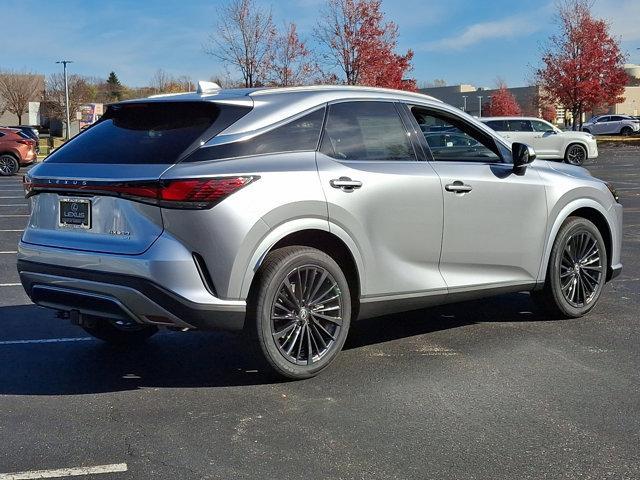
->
left=411, top=107, right=502, bottom=163
left=611, top=116, right=625, bottom=122
left=485, top=120, right=509, bottom=131
left=320, top=102, right=415, bottom=161
left=597, top=116, right=610, bottom=123
left=187, top=108, right=325, bottom=162
left=531, top=120, right=552, bottom=132
left=507, top=120, right=533, bottom=132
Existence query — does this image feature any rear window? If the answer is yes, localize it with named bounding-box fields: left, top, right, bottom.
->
left=45, top=102, right=250, bottom=164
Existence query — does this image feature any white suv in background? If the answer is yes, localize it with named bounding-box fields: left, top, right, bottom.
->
left=582, top=115, right=640, bottom=136
left=482, top=117, right=598, bottom=166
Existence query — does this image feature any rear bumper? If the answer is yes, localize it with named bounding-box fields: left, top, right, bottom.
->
left=18, top=260, right=246, bottom=331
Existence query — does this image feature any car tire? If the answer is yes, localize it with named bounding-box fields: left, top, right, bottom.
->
left=81, top=316, right=158, bottom=345
left=620, top=126, right=633, bottom=136
left=564, top=144, right=587, bottom=166
left=532, top=217, right=607, bottom=318
left=245, top=246, right=351, bottom=379
left=0, top=154, right=19, bottom=176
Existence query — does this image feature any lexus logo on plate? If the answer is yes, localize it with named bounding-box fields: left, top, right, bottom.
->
left=71, top=203, right=79, bottom=212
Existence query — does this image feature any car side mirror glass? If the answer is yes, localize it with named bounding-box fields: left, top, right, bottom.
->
left=512, top=142, right=536, bottom=175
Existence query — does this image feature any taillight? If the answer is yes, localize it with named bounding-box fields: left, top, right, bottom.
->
left=23, top=176, right=258, bottom=210
left=16, top=139, right=34, bottom=146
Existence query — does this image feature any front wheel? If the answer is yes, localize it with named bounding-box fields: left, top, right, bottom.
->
left=565, top=144, right=587, bottom=166
left=246, top=246, right=351, bottom=379
left=532, top=217, right=607, bottom=318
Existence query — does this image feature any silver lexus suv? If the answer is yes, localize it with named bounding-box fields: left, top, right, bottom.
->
left=18, top=84, right=623, bottom=379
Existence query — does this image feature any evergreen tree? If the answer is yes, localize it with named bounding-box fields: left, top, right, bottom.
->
left=106, top=71, right=123, bottom=101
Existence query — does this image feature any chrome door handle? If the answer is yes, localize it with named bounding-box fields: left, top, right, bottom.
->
left=330, top=177, right=362, bottom=191
left=445, top=181, right=473, bottom=193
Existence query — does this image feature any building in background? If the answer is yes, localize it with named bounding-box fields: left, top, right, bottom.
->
left=420, top=81, right=640, bottom=125
left=418, top=84, right=548, bottom=119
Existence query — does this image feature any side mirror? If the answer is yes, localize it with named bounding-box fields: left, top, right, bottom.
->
left=512, top=142, right=536, bottom=175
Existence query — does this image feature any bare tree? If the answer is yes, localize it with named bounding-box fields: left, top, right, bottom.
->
left=150, top=69, right=171, bottom=94
left=44, top=73, right=91, bottom=127
left=204, top=0, right=276, bottom=87
left=267, top=23, right=316, bottom=87
left=0, top=70, right=42, bottom=124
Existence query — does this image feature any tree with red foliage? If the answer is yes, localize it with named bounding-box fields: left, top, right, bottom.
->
left=314, top=0, right=416, bottom=91
left=536, top=0, right=627, bottom=130
left=541, top=104, right=557, bottom=124
left=484, top=83, right=522, bottom=116
left=268, top=23, right=315, bottom=87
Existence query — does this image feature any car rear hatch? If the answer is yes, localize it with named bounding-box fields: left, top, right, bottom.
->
left=22, top=99, right=251, bottom=255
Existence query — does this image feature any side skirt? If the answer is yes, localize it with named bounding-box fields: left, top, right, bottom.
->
left=358, top=282, right=537, bottom=320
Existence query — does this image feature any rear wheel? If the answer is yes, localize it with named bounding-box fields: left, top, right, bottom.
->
left=565, top=144, right=587, bottom=166
left=620, top=126, right=634, bottom=136
left=532, top=217, right=607, bottom=318
left=0, top=154, right=19, bottom=176
left=246, top=246, right=351, bottom=379
left=81, top=316, right=158, bottom=345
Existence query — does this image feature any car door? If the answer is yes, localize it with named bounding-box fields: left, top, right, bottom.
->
left=531, top=119, right=563, bottom=157
left=407, top=104, right=548, bottom=291
left=592, top=116, right=610, bottom=135
left=506, top=119, right=538, bottom=149
left=316, top=100, right=447, bottom=299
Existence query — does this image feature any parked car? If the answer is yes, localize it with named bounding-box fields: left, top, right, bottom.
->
left=0, top=127, right=37, bottom=176
left=481, top=117, right=597, bottom=166
left=6, top=125, right=40, bottom=154
left=582, top=115, right=640, bottom=136
left=18, top=85, right=623, bottom=379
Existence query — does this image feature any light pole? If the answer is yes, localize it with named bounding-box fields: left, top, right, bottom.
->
left=56, top=60, right=73, bottom=140
left=477, top=96, right=483, bottom=117
left=462, top=96, right=467, bottom=113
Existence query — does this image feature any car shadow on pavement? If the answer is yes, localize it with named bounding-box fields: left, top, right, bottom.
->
left=0, top=293, right=553, bottom=396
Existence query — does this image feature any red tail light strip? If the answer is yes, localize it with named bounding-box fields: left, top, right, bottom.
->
left=23, top=176, right=259, bottom=210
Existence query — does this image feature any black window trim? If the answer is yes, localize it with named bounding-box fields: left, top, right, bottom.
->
left=402, top=102, right=511, bottom=165
left=319, top=98, right=419, bottom=163
left=186, top=104, right=327, bottom=163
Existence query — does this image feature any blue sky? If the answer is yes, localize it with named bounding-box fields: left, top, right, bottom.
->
left=3, top=0, right=639, bottom=88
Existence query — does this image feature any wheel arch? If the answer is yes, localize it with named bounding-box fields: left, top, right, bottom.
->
left=238, top=220, right=364, bottom=307
left=539, top=201, right=614, bottom=283
left=564, top=141, right=589, bottom=160
left=0, top=151, right=20, bottom=161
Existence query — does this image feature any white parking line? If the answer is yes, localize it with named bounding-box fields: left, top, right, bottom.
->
left=0, top=215, right=28, bottom=217
left=0, top=337, right=95, bottom=346
left=0, top=251, right=18, bottom=254
left=0, top=463, right=127, bottom=479
left=0, top=205, right=28, bottom=207
left=0, top=196, right=24, bottom=199
left=0, top=229, right=24, bottom=232
left=0, top=283, right=21, bottom=287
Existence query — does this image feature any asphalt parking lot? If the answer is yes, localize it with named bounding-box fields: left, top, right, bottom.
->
left=0, top=146, right=639, bottom=479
